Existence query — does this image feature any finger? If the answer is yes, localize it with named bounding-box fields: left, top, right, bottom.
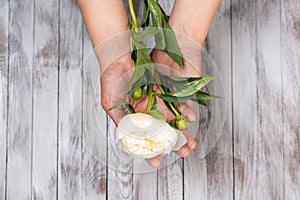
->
left=130, top=95, right=148, bottom=113
left=174, top=145, right=190, bottom=157
left=176, top=102, right=196, bottom=122
left=146, top=155, right=161, bottom=168
left=182, top=129, right=197, bottom=150
left=106, top=106, right=126, bottom=125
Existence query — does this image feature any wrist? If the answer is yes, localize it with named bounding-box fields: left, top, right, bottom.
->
left=168, top=18, right=206, bottom=46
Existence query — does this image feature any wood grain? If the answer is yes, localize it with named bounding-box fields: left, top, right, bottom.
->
left=256, top=0, right=283, bottom=199
left=58, top=0, right=83, bottom=199
left=6, top=0, right=34, bottom=199
left=0, top=0, right=8, bottom=199
left=281, top=0, right=300, bottom=199
left=232, top=0, right=260, bottom=199
left=205, top=0, right=233, bottom=199
left=154, top=1, right=184, bottom=199
left=1, top=0, right=300, bottom=199
left=131, top=1, right=158, bottom=199
left=107, top=117, right=133, bottom=200
left=81, top=28, right=107, bottom=200
left=31, top=0, right=59, bottom=199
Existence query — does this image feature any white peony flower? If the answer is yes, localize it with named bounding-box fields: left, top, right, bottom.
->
left=117, top=113, right=187, bottom=159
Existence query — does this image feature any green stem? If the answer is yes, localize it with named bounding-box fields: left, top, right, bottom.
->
left=156, top=84, right=181, bottom=117
left=145, top=83, right=154, bottom=113
left=128, top=0, right=138, bottom=32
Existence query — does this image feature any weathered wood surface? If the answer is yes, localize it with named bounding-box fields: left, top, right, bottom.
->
left=6, top=1, right=34, bottom=199
left=205, top=0, right=233, bottom=199
left=32, top=0, right=59, bottom=199
left=58, top=0, right=83, bottom=199
left=281, top=0, right=300, bottom=199
left=82, top=26, right=107, bottom=200
left=0, top=0, right=8, bottom=199
left=0, top=0, right=299, bottom=199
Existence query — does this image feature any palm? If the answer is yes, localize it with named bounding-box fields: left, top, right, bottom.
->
left=100, top=50, right=198, bottom=168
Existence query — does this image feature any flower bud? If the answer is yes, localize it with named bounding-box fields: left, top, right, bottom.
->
left=170, top=119, right=176, bottom=128
left=175, top=118, right=187, bottom=131
left=132, top=87, right=143, bottom=100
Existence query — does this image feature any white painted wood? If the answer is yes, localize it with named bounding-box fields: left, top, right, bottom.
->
left=184, top=105, right=208, bottom=200
left=107, top=117, right=133, bottom=200
left=81, top=27, right=107, bottom=200
left=3, top=0, right=300, bottom=198
left=31, top=0, right=59, bottom=199
left=58, top=0, right=83, bottom=199
left=6, top=1, right=34, bottom=199
left=0, top=0, right=8, bottom=198
left=281, top=0, right=300, bottom=199
left=154, top=1, right=184, bottom=199
left=104, top=1, right=134, bottom=197
left=256, top=0, right=283, bottom=199
left=158, top=158, right=183, bottom=200
left=232, top=0, right=262, bottom=199
left=131, top=1, right=158, bottom=199
left=205, top=0, right=233, bottom=199
left=133, top=170, right=157, bottom=200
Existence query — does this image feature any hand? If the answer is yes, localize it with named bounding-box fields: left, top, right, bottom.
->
left=100, top=51, right=198, bottom=168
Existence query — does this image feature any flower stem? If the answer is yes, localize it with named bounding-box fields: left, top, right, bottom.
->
left=145, top=83, right=154, bottom=113
left=156, top=84, right=181, bottom=117
left=128, top=0, right=138, bottom=32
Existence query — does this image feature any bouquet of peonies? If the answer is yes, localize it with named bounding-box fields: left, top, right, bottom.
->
left=109, top=0, right=218, bottom=159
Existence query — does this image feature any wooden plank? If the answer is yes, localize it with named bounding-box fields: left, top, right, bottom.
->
left=256, top=0, right=283, bottom=199
left=6, top=0, right=34, bottom=199
left=183, top=105, right=208, bottom=199
left=233, top=0, right=285, bottom=198
left=81, top=28, right=107, bottom=200
left=107, top=117, right=133, bottom=200
left=31, top=0, right=59, bottom=199
left=58, top=0, right=83, bottom=199
left=158, top=158, right=184, bottom=200
left=0, top=0, right=9, bottom=198
left=232, top=0, right=257, bottom=199
left=132, top=1, right=158, bottom=199
left=155, top=1, right=184, bottom=199
left=281, top=0, right=300, bottom=199
left=205, top=0, right=233, bottom=199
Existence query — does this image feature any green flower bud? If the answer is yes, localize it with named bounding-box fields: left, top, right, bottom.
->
left=170, top=119, right=176, bottom=128
left=175, top=118, right=187, bottom=131
left=132, top=87, right=143, bottom=100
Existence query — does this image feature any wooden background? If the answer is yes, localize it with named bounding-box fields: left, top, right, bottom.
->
left=0, top=0, right=299, bottom=199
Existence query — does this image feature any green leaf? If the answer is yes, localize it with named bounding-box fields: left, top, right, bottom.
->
left=163, top=23, right=183, bottom=67
left=125, top=104, right=136, bottom=113
left=155, top=93, right=193, bottom=103
left=131, top=48, right=137, bottom=62
left=142, top=84, right=148, bottom=95
left=149, top=110, right=166, bottom=121
left=157, top=2, right=170, bottom=21
left=147, top=0, right=163, bottom=28
left=129, top=66, right=145, bottom=86
left=195, top=91, right=221, bottom=100
left=151, top=96, right=157, bottom=110
left=132, top=27, right=160, bottom=41
left=108, top=100, right=126, bottom=111
left=131, top=36, right=152, bottom=67
left=170, top=75, right=214, bottom=97
left=154, top=29, right=166, bottom=50
left=159, top=73, right=200, bottom=84
left=127, top=74, right=147, bottom=94
left=141, top=0, right=150, bottom=27
left=159, top=75, right=171, bottom=93
left=147, top=0, right=166, bottom=49
left=191, top=98, right=208, bottom=106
